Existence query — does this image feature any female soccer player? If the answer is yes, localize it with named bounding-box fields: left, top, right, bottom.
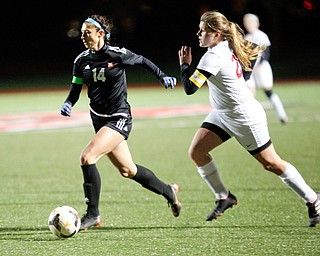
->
left=243, top=13, right=288, bottom=124
left=178, top=11, right=319, bottom=227
left=60, top=15, right=181, bottom=230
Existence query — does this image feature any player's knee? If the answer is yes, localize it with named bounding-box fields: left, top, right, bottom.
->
left=262, top=162, right=285, bottom=175
left=262, top=164, right=273, bottom=172
left=80, top=151, right=95, bottom=165
left=188, top=146, right=209, bottom=166
left=118, top=166, right=136, bottom=178
left=188, top=146, right=198, bottom=161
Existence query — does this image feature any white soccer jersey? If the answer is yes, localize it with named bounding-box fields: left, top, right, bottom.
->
left=197, top=41, right=256, bottom=111
left=245, top=29, right=273, bottom=89
left=244, top=29, right=270, bottom=47
left=196, top=40, right=270, bottom=151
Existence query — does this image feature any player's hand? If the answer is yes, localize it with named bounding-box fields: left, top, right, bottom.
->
left=178, top=46, right=192, bottom=65
left=160, top=76, right=176, bottom=89
left=60, top=101, right=72, bottom=117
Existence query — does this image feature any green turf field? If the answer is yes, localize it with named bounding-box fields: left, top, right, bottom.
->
left=1, top=82, right=320, bottom=255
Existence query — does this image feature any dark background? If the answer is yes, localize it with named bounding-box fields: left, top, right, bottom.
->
left=2, top=0, right=320, bottom=87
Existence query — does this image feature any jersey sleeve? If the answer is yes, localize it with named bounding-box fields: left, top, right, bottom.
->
left=120, top=48, right=166, bottom=80
left=181, top=51, right=220, bottom=95
left=72, top=56, right=84, bottom=79
left=197, top=51, right=221, bottom=76
left=64, top=59, right=83, bottom=106
left=180, top=64, right=211, bottom=95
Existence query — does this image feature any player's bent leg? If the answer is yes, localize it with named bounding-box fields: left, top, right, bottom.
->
left=264, top=89, right=288, bottom=124
left=254, top=144, right=319, bottom=227
left=81, top=126, right=125, bottom=165
left=108, top=142, right=182, bottom=217
left=107, top=140, right=137, bottom=178
left=189, top=127, right=223, bottom=166
left=131, top=164, right=182, bottom=217
left=253, top=143, right=286, bottom=175
left=189, top=127, right=237, bottom=221
left=79, top=164, right=103, bottom=231
left=79, top=128, right=124, bottom=231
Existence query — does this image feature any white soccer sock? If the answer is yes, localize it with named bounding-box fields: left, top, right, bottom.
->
left=279, top=163, right=317, bottom=203
left=270, top=93, right=288, bottom=121
left=197, top=160, right=229, bottom=200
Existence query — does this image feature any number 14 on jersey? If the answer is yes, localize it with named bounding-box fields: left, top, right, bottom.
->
left=92, top=68, right=106, bottom=82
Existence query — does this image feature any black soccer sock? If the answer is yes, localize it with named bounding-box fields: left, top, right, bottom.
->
left=81, top=164, right=101, bottom=217
left=132, top=164, right=173, bottom=202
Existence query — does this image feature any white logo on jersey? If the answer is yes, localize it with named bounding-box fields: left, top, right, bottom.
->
left=85, top=65, right=90, bottom=69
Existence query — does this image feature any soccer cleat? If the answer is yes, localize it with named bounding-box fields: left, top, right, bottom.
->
left=306, top=193, right=320, bottom=227
left=79, top=214, right=102, bottom=231
left=206, top=191, right=237, bottom=221
left=168, top=184, right=182, bottom=217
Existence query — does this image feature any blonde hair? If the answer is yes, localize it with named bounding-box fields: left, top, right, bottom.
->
left=200, top=11, right=265, bottom=71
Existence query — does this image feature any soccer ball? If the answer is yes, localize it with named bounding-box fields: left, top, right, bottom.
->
left=48, top=205, right=81, bottom=238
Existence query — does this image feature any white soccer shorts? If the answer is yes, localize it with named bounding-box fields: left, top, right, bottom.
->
left=203, top=103, right=270, bottom=152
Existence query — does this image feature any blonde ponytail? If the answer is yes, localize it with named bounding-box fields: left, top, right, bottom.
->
left=201, top=11, right=265, bottom=71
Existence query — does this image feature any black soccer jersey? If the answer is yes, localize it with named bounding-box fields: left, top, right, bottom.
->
left=66, top=44, right=167, bottom=116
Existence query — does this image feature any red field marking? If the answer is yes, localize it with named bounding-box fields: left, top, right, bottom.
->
left=0, top=104, right=211, bottom=133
